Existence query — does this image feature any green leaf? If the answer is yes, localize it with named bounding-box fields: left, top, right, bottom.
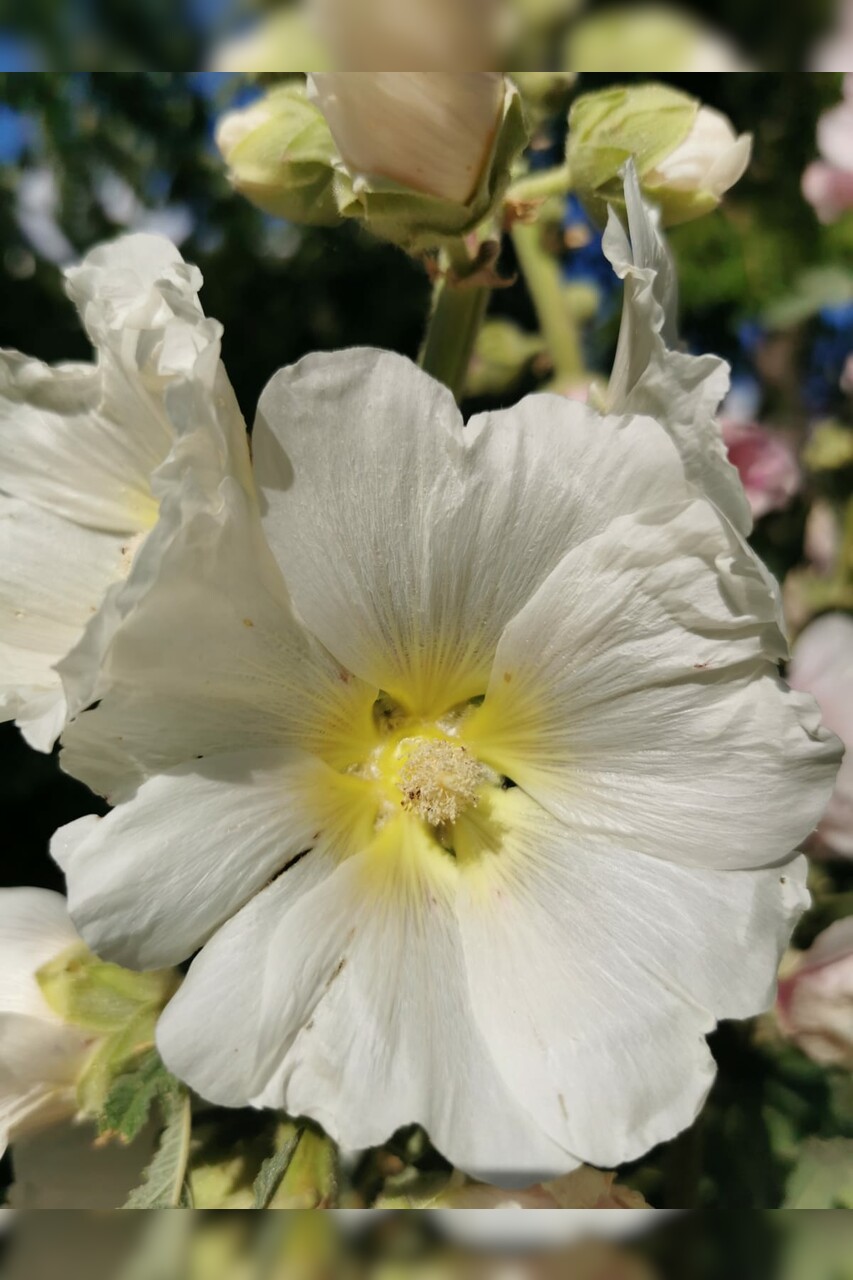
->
left=124, top=1084, right=192, bottom=1209
left=253, top=1128, right=301, bottom=1209
left=100, top=1047, right=180, bottom=1144
left=784, top=1138, right=853, bottom=1208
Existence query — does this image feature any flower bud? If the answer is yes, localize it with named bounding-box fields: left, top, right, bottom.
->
left=566, top=4, right=750, bottom=73
left=307, top=73, right=527, bottom=251
left=776, top=919, right=853, bottom=1068
left=568, top=84, right=751, bottom=225
left=309, top=73, right=506, bottom=206
left=215, top=84, right=341, bottom=226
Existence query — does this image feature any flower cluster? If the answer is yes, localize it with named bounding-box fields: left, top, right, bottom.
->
left=0, top=146, right=839, bottom=1205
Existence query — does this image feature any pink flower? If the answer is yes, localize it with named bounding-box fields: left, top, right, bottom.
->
left=803, top=75, right=853, bottom=222
left=788, top=614, right=853, bottom=858
left=802, top=162, right=853, bottom=224
left=776, top=918, right=853, bottom=1068
left=720, top=419, right=800, bottom=520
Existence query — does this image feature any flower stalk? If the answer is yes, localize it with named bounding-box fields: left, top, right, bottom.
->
left=418, top=240, right=491, bottom=402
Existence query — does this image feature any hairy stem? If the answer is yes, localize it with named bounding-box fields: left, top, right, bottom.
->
left=418, top=242, right=490, bottom=402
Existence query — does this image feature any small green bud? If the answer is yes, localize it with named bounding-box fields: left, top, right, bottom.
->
left=568, top=84, right=751, bottom=226
left=466, top=318, right=546, bottom=397
left=803, top=422, right=853, bottom=474
left=216, top=84, right=342, bottom=226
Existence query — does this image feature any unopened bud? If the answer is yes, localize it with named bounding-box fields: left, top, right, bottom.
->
left=309, top=72, right=506, bottom=206
left=568, top=84, right=750, bottom=225
left=216, top=85, right=341, bottom=226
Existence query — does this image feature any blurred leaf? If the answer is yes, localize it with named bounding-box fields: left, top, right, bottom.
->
left=784, top=1138, right=853, bottom=1208
left=764, top=267, right=853, bottom=329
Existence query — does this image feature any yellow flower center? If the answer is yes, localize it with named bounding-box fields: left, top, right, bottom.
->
left=396, top=736, right=487, bottom=827
left=341, top=696, right=501, bottom=848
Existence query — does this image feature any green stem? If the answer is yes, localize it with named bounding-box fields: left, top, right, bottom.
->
left=506, top=162, right=572, bottom=206
left=511, top=220, right=584, bottom=385
left=418, top=243, right=490, bottom=402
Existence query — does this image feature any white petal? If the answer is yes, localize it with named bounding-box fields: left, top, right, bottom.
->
left=0, top=889, right=78, bottom=1018
left=0, top=497, right=127, bottom=749
left=0, top=1013, right=86, bottom=1088
left=253, top=347, right=695, bottom=714
left=603, top=164, right=752, bottom=537
left=59, top=477, right=377, bottom=802
left=0, top=233, right=228, bottom=537
left=0, top=1013, right=86, bottom=1155
left=453, top=788, right=808, bottom=1168
left=0, top=1084, right=76, bottom=1158
left=0, top=353, right=158, bottom=534
left=54, top=749, right=369, bottom=969
left=158, top=822, right=575, bottom=1184
left=57, top=332, right=252, bottom=726
left=466, top=503, right=839, bottom=870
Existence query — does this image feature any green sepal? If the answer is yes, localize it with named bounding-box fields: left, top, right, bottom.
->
left=36, top=942, right=178, bottom=1034
left=567, top=83, right=698, bottom=226
left=331, top=81, right=529, bottom=253
left=222, top=84, right=342, bottom=226
left=76, top=1007, right=162, bottom=1117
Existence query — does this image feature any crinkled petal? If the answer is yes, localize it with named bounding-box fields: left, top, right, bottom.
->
left=158, top=818, right=575, bottom=1185
left=253, top=347, right=696, bottom=715
left=0, top=354, right=157, bottom=534
left=452, top=788, right=808, bottom=1168
left=465, top=503, right=839, bottom=870
left=59, top=473, right=378, bottom=803
left=0, top=234, right=221, bottom=535
left=53, top=748, right=375, bottom=969
left=56, top=332, right=252, bottom=724
left=603, top=163, right=752, bottom=538
left=0, top=497, right=128, bottom=750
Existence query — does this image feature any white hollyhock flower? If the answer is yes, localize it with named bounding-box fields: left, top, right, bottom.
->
left=0, top=234, right=246, bottom=750
left=54, top=171, right=839, bottom=1185
left=0, top=889, right=92, bottom=1152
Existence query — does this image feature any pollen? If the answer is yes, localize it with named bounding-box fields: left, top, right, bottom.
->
left=396, top=737, right=487, bottom=827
